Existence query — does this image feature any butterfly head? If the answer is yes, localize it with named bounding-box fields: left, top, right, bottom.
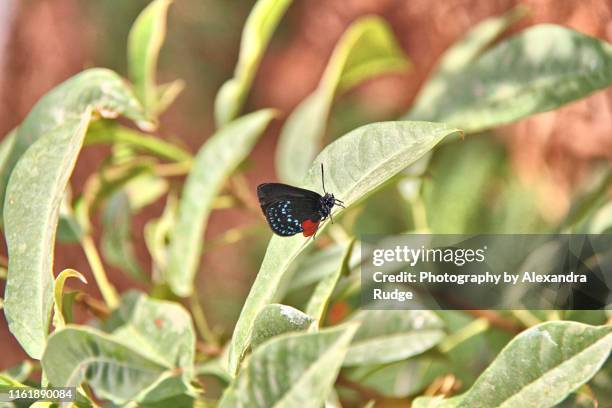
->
left=319, top=193, right=345, bottom=220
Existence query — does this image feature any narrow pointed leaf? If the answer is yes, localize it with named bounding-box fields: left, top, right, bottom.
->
left=306, top=238, right=354, bottom=324
left=128, top=0, right=174, bottom=116
left=214, top=0, right=292, bottom=126
left=277, top=16, right=410, bottom=184
left=228, top=121, right=462, bottom=374
left=220, top=323, right=359, bottom=407
left=457, top=322, right=612, bottom=408
left=166, top=109, right=275, bottom=297
left=52, top=269, right=87, bottom=330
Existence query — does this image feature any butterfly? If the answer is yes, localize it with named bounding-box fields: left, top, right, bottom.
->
left=257, top=164, right=344, bottom=237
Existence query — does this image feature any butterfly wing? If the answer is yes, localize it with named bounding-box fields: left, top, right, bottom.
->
left=257, top=183, right=322, bottom=237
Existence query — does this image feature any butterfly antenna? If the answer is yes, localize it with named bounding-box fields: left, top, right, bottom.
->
left=320, top=163, right=327, bottom=194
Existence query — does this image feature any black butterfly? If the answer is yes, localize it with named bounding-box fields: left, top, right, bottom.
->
left=257, top=164, right=344, bottom=237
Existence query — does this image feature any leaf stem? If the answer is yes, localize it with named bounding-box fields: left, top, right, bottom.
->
left=81, top=235, right=119, bottom=308
left=190, top=292, right=219, bottom=347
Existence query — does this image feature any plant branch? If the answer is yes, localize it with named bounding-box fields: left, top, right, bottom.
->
left=80, top=236, right=119, bottom=309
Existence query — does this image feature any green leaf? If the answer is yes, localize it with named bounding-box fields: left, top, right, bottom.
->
left=43, top=292, right=196, bottom=404
left=145, top=193, right=178, bottom=280
left=423, top=137, right=504, bottom=233
left=103, top=291, right=195, bottom=379
left=220, top=323, right=359, bottom=407
left=305, top=238, right=354, bottom=324
left=456, top=321, right=612, bottom=408
left=86, top=120, right=192, bottom=163
left=409, top=24, right=612, bottom=133
left=407, top=6, right=527, bottom=120
left=214, top=0, right=292, bottom=126
left=0, top=68, right=149, bottom=222
left=2, top=361, right=34, bottom=383
left=57, top=189, right=84, bottom=243
left=412, top=395, right=462, bottom=408
left=155, top=79, right=186, bottom=115
left=166, top=109, right=276, bottom=297
left=53, top=269, right=87, bottom=330
left=276, top=16, right=410, bottom=184
left=101, top=191, right=147, bottom=281
left=228, top=121, right=462, bottom=374
left=343, top=310, right=445, bottom=366
left=3, top=110, right=92, bottom=359
left=250, top=304, right=314, bottom=348
left=285, top=244, right=347, bottom=293
left=128, top=0, right=175, bottom=116
left=42, top=326, right=171, bottom=404
left=0, top=129, right=16, bottom=221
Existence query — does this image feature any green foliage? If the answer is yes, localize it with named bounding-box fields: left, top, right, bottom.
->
left=250, top=303, right=314, bottom=348
left=408, top=24, right=612, bottom=132
left=228, top=121, right=462, bottom=374
left=1, top=2, right=611, bottom=407
left=276, top=16, right=410, bottom=184
left=166, top=109, right=276, bottom=297
left=128, top=0, right=183, bottom=118
left=220, top=324, right=358, bottom=407
left=214, top=0, right=292, bottom=127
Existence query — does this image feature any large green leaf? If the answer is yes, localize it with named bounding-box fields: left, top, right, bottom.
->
left=214, top=0, right=292, bottom=126
left=250, top=303, right=313, bottom=348
left=456, top=322, right=612, bottom=408
left=128, top=0, right=181, bottom=117
left=220, top=323, right=359, bottom=407
left=406, top=6, right=527, bottom=120
left=399, top=7, right=526, bottom=203
left=276, top=16, right=410, bottom=184
left=3, top=111, right=92, bottom=359
left=0, top=68, right=149, bottom=220
left=3, top=69, right=148, bottom=359
left=166, top=109, right=275, bottom=297
left=343, top=310, right=445, bottom=366
left=43, top=292, right=196, bottom=404
left=228, top=121, right=462, bottom=374
left=42, top=326, right=171, bottom=404
left=409, top=24, right=612, bottom=132
left=103, top=291, right=195, bottom=378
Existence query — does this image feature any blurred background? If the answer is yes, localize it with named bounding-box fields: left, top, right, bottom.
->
left=0, top=0, right=611, bottom=371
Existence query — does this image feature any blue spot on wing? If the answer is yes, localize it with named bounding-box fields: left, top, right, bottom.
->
left=265, top=200, right=303, bottom=236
